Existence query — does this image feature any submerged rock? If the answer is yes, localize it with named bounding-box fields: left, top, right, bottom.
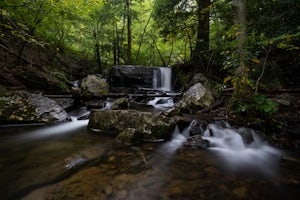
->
left=88, top=109, right=173, bottom=141
left=114, top=128, right=144, bottom=146
left=0, top=91, right=69, bottom=124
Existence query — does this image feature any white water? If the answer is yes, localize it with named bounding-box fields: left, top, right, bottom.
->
left=157, top=126, right=187, bottom=155
left=203, top=123, right=282, bottom=175
left=158, top=121, right=282, bottom=176
left=11, top=108, right=90, bottom=141
left=147, top=97, right=174, bottom=109
left=152, top=67, right=172, bottom=92
left=12, top=119, right=89, bottom=141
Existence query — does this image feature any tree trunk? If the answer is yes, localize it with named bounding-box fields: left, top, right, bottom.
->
left=233, top=0, right=252, bottom=102
left=136, top=0, right=157, bottom=61
left=113, top=24, right=117, bottom=65
left=94, top=23, right=102, bottom=73
left=126, top=0, right=132, bottom=65
left=235, top=0, right=247, bottom=76
left=192, top=0, right=211, bottom=70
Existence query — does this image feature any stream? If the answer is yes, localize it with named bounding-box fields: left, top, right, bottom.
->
left=0, top=105, right=300, bottom=199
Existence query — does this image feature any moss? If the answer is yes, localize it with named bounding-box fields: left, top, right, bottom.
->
left=143, top=123, right=172, bottom=140
left=0, top=95, right=39, bottom=123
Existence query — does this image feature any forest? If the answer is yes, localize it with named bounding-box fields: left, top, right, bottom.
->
left=1, top=0, right=299, bottom=123
left=0, top=1, right=300, bottom=200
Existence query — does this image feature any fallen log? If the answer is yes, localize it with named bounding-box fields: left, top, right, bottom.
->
left=44, top=94, right=73, bottom=98
left=108, top=92, right=182, bottom=98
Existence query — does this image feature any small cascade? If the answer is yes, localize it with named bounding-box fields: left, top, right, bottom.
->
left=158, top=126, right=189, bottom=155
left=147, top=97, right=174, bottom=109
left=103, top=101, right=113, bottom=110
left=152, top=67, right=172, bottom=92
left=159, top=120, right=282, bottom=175
left=69, top=106, right=90, bottom=120
left=202, top=122, right=282, bottom=175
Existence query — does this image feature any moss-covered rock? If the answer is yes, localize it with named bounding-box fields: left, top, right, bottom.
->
left=175, top=82, right=215, bottom=113
left=88, top=109, right=173, bottom=141
left=80, top=74, right=109, bottom=99
left=0, top=91, right=69, bottom=124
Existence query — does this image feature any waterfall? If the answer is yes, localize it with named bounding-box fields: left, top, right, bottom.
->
left=152, top=67, right=172, bottom=92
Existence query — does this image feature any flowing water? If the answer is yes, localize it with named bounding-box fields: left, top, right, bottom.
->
left=152, top=67, right=172, bottom=92
left=0, top=112, right=300, bottom=199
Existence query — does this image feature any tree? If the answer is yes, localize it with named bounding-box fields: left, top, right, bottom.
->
left=126, top=0, right=132, bottom=64
left=154, top=0, right=211, bottom=70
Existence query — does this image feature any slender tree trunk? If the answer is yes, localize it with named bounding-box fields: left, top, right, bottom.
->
left=192, top=0, right=210, bottom=63
left=113, top=23, right=117, bottom=65
left=118, top=15, right=126, bottom=65
left=235, top=0, right=247, bottom=76
left=126, top=0, right=132, bottom=64
left=136, top=0, right=157, bottom=61
left=233, top=0, right=252, bottom=102
left=167, top=40, right=174, bottom=66
left=152, top=37, right=166, bottom=66
left=94, top=22, right=102, bottom=72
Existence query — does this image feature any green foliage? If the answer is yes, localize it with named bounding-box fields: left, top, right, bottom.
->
left=229, top=94, right=278, bottom=123
left=253, top=95, right=278, bottom=115
left=50, top=71, right=73, bottom=92
left=1, top=0, right=299, bottom=83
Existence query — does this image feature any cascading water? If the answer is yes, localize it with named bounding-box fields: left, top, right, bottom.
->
left=152, top=67, right=172, bottom=92
left=147, top=97, right=174, bottom=109
left=202, top=122, right=283, bottom=175
left=11, top=108, right=90, bottom=141
left=158, top=120, right=282, bottom=176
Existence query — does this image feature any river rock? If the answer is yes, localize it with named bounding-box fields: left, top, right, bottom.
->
left=111, top=97, right=129, bottom=110
left=188, top=73, right=211, bottom=90
left=114, top=128, right=144, bottom=146
left=0, top=91, right=69, bottom=124
left=189, top=119, right=208, bottom=136
left=175, top=82, right=214, bottom=113
left=179, top=135, right=209, bottom=150
left=80, top=74, right=109, bottom=99
left=88, top=110, right=173, bottom=140
left=52, top=98, right=75, bottom=110
left=237, top=127, right=255, bottom=145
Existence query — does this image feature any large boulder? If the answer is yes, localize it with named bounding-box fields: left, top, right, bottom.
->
left=88, top=110, right=173, bottom=141
left=175, top=82, right=214, bottom=113
left=80, top=74, right=109, bottom=99
left=0, top=91, right=69, bottom=124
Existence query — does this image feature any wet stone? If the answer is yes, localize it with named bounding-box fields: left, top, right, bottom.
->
left=179, top=134, right=209, bottom=150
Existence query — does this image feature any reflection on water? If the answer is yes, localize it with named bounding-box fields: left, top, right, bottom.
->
left=0, top=121, right=299, bottom=200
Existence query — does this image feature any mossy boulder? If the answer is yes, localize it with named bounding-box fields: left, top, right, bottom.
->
left=80, top=74, right=109, bottom=99
left=0, top=91, right=69, bottom=124
left=175, top=82, right=214, bottom=113
left=88, top=109, right=173, bottom=141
